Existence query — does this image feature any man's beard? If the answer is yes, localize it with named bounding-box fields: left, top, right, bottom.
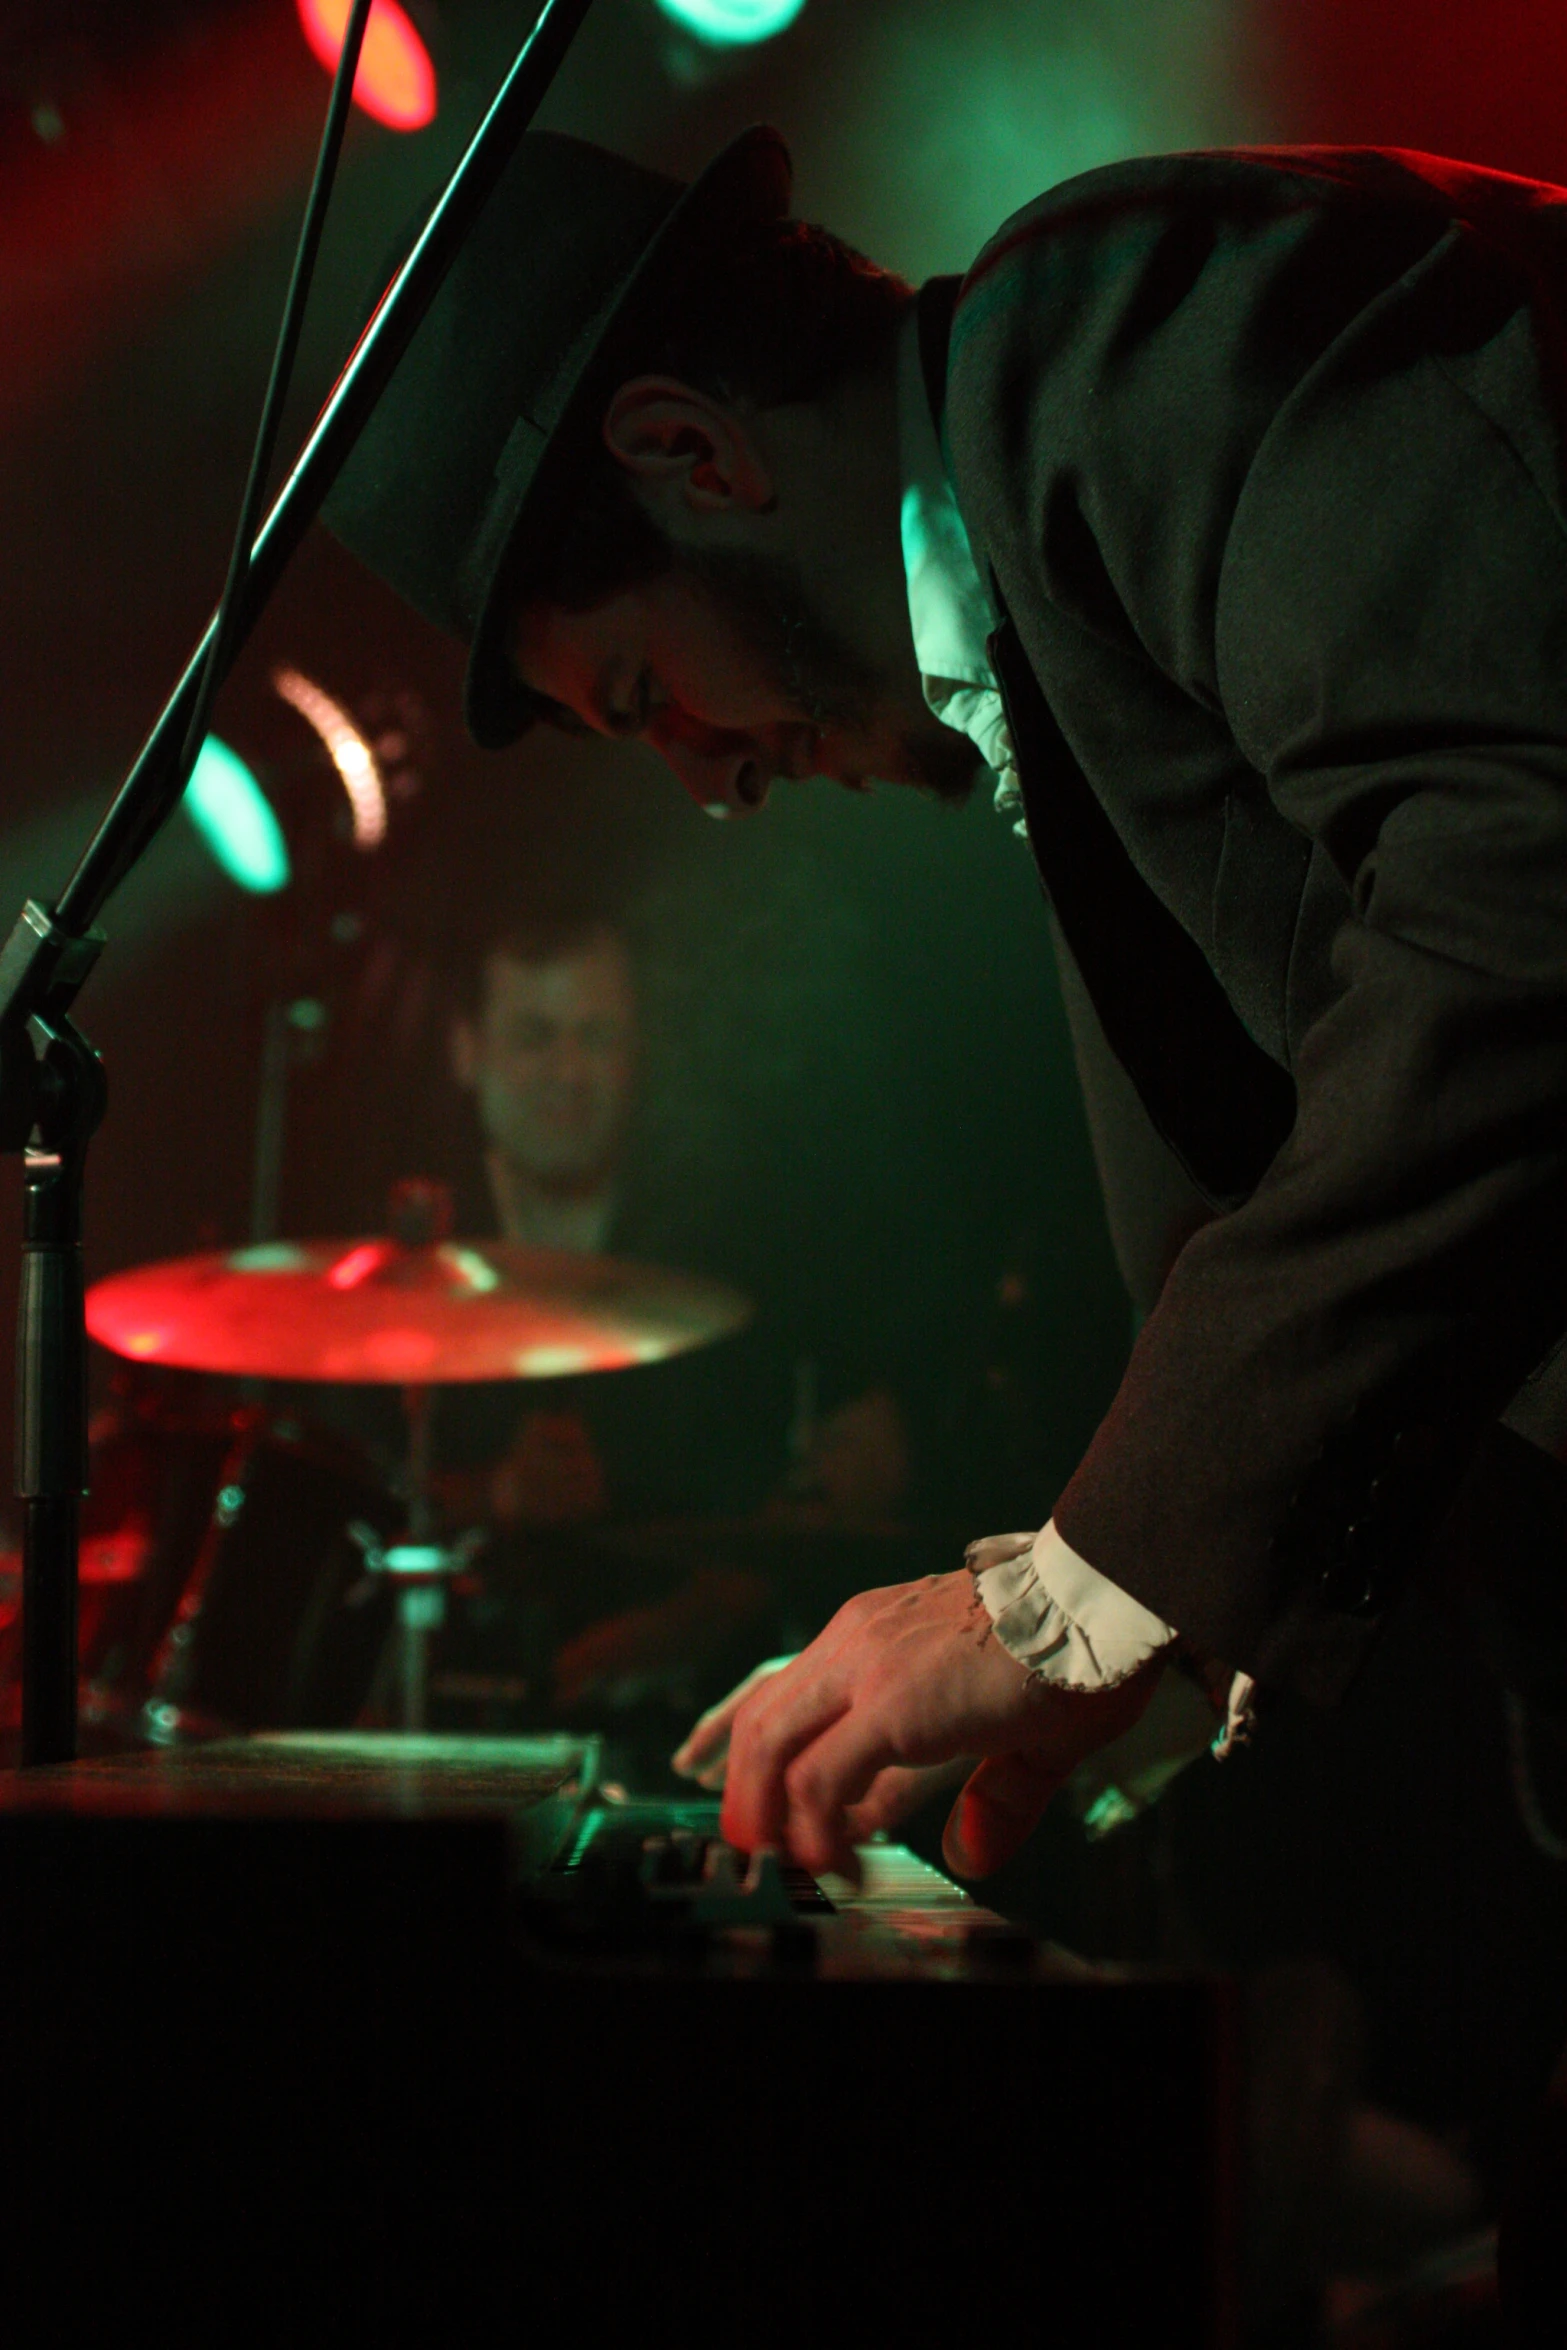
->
left=675, top=542, right=980, bottom=806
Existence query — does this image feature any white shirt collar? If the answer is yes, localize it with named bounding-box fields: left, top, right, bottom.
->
left=894, top=305, right=1025, bottom=836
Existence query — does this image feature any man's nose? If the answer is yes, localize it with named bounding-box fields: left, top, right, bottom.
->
left=652, top=728, right=767, bottom=818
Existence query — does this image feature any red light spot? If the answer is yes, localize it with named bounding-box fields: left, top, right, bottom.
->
left=328, top=1241, right=389, bottom=1290
left=359, top=1327, right=442, bottom=1377
left=296, top=0, right=437, bottom=132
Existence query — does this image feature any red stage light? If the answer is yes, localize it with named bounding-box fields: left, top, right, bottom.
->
left=295, top=0, right=437, bottom=132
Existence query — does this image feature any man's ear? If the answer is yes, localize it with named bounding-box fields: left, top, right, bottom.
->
left=450, top=1015, right=478, bottom=1092
left=602, top=377, right=775, bottom=516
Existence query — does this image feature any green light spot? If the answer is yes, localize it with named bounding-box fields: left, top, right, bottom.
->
left=655, top=0, right=805, bottom=47
left=183, top=736, right=289, bottom=894
left=1081, top=1785, right=1140, bottom=1842
left=443, top=1244, right=501, bottom=1295
left=228, top=1244, right=310, bottom=1272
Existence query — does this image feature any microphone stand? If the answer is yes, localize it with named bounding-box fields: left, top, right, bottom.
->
left=0, top=0, right=596, bottom=1764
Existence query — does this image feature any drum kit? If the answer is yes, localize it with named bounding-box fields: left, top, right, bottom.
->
left=0, top=1214, right=753, bottom=1751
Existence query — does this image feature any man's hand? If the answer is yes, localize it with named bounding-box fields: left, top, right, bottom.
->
left=673, top=1651, right=969, bottom=1830
left=718, top=1570, right=1160, bottom=1881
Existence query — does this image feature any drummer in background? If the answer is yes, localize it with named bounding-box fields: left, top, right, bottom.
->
left=450, top=910, right=635, bottom=1261
left=423, top=907, right=913, bottom=1725
left=441, top=910, right=647, bottom=1533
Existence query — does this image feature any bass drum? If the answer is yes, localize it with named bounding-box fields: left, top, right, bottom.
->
left=0, top=1402, right=398, bottom=1750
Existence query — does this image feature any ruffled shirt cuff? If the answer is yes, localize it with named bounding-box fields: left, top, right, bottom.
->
left=968, top=1522, right=1176, bottom=1691
left=968, top=1522, right=1261, bottom=1762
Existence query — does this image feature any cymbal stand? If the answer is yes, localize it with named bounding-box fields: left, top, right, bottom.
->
left=350, top=1387, right=483, bottom=1734
left=0, top=0, right=595, bottom=1762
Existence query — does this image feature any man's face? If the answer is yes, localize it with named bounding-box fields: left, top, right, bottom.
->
left=452, top=938, right=637, bottom=1188
left=512, top=376, right=982, bottom=816
left=515, top=553, right=975, bottom=816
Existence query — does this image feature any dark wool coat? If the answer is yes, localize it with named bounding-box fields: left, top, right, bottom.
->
left=935, top=147, right=1567, bottom=1701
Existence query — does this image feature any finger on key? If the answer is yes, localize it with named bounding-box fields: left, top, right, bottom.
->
left=670, top=1654, right=796, bottom=1781
left=780, top=1707, right=894, bottom=1881
left=720, top=1663, right=850, bottom=1854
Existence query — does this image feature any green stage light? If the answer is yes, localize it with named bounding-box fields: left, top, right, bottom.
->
left=655, top=0, right=806, bottom=47
left=182, top=736, right=290, bottom=894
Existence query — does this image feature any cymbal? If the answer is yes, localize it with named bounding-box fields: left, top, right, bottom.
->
left=86, top=1240, right=751, bottom=1385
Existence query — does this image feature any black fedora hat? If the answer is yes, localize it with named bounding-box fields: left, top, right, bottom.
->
left=323, top=126, right=792, bottom=749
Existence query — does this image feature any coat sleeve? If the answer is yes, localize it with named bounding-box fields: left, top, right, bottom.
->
left=951, top=154, right=1567, bottom=1693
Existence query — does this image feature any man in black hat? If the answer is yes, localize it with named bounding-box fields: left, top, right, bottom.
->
left=327, top=131, right=1567, bottom=1886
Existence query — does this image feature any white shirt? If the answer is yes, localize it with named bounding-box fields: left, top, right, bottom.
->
left=894, top=309, right=1254, bottom=1755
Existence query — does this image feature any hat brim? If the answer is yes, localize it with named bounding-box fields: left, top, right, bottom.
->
left=462, top=125, right=791, bottom=750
